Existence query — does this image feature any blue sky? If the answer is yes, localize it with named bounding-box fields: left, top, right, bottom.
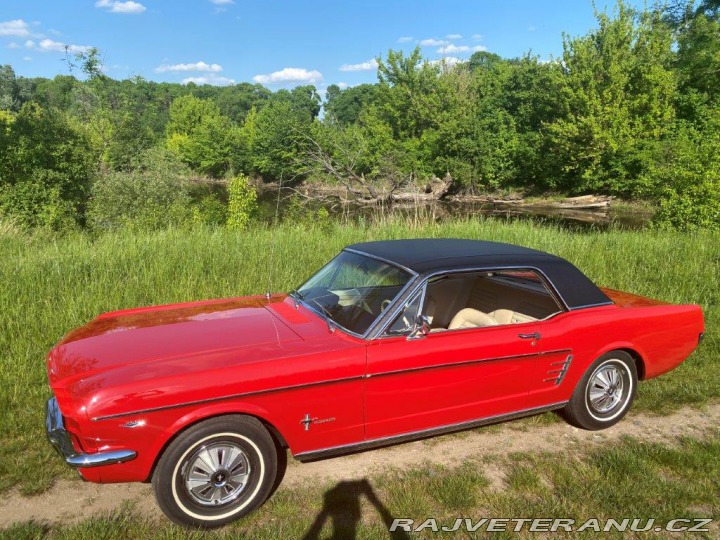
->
left=1, top=1, right=640, bottom=92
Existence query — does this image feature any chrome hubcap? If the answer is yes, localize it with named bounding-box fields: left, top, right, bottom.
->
left=588, top=364, right=625, bottom=414
left=183, top=442, right=251, bottom=506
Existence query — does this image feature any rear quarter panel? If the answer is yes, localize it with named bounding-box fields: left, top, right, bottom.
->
left=528, top=301, right=704, bottom=408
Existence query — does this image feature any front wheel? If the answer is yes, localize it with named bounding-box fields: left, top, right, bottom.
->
left=152, top=415, right=279, bottom=528
left=562, top=351, right=637, bottom=431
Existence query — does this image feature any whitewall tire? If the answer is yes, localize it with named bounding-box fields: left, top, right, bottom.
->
left=562, top=351, right=637, bottom=431
left=152, top=415, right=278, bottom=528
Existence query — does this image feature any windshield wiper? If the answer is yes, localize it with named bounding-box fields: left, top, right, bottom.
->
left=289, top=289, right=304, bottom=309
left=310, top=298, right=336, bottom=333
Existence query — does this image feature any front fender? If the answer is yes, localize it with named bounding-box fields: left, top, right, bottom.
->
left=80, top=401, right=281, bottom=483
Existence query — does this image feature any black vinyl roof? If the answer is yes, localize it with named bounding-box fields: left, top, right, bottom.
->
left=346, top=238, right=611, bottom=310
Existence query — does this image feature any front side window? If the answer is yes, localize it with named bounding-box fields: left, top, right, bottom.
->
left=385, top=269, right=563, bottom=335
left=296, top=251, right=412, bottom=335
left=385, top=290, right=423, bottom=335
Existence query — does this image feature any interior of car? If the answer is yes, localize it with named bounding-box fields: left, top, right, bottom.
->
left=387, top=269, right=563, bottom=335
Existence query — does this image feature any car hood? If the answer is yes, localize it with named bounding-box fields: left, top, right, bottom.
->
left=46, top=295, right=302, bottom=389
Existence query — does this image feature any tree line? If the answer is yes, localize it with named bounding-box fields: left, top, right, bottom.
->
left=0, top=0, right=718, bottom=231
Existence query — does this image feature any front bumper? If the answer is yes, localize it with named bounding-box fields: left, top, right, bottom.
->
left=45, top=396, right=137, bottom=469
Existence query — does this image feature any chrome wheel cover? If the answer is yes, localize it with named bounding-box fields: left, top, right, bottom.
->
left=587, top=363, right=625, bottom=414
left=182, top=442, right=251, bottom=507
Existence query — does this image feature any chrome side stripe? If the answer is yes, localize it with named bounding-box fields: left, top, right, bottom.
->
left=91, top=375, right=366, bottom=421
left=93, top=350, right=572, bottom=422
left=365, top=348, right=572, bottom=379
left=295, top=401, right=569, bottom=462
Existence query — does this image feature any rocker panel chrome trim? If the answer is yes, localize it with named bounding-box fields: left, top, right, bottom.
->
left=295, top=401, right=569, bottom=462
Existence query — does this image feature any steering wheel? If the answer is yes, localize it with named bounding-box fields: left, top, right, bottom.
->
left=348, top=288, right=372, bottom=315
left=380, top=299, right=392, bottom=312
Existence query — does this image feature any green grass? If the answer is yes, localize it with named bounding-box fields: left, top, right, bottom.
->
left=3, top=432, right=719, bottom=538
left=0, top=217, right=718, bottom=495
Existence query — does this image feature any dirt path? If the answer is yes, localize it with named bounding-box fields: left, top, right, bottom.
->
left=2, top=404, right=719, bottom=528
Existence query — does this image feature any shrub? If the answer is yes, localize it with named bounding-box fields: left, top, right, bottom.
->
left=0, top=104, right=98, bottom=230
left=655, top=181, right=720, bottom=231
left=646, top=112, right=720, bottom=231
left=226, top=175, right=257, bottom=230
left=0, top=180, right=77, bottom=231
left=192, top=194, right=227, bottom=227
left=87, top=148, right=194, bottom=231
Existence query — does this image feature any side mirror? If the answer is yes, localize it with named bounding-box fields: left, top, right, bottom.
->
left=407, top=314, right=431, bottom=340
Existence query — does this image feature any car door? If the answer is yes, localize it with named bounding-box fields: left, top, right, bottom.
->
left=364, top=309, right=543, bottom=441
left=526, top=311, right=577, bottom=409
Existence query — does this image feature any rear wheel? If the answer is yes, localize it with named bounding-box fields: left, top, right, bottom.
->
left=562, top=351, right=637, bottom=430
left=152, top=415, right=278, bottom=528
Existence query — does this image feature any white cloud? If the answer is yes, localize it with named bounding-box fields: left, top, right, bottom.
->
left=339, top=58, right=378, bottom=72
left=446, top=34, right=462, bottom=40
left=472, top=34, right=483, bottom=40
left=438, top=44, right=470, bottom=54
left=253, top=67, right=323, bottom=85
left=397, top=36, right=413, bottom=43
left=430, top=57, right=463, bottom=67
left=419, top=38, right=447, bottom=47
left=95, top=0, right=146, bottom=14
left=0, top=19, right=31, bottom=37
left=472, top=45, right=487, bottom=52
left=7, top=42, right=20, bottom=49
left=183, top=75, right=235, bottom=86
left=209, top=0, right=234, bottom=3
left=337, top=82, right=348, bottom=89
left=155, top=61, right=223, bottom=73
left=23, top=56, right=32, bottom=61
left=27, top=38, right=92, bottom=54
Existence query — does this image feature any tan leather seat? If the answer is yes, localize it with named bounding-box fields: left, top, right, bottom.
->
left=448, top=308, right=498, bottom=330
left=488, top=309, right=537, bottom=324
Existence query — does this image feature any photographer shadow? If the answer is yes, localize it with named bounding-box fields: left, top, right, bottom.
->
left=301, top=479, right=410, bottom=540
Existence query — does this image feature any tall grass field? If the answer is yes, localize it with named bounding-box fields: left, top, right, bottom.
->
left=0, top=218, right=717, bottom=495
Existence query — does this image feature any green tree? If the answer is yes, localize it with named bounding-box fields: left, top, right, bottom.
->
left=376, top=47, right=442, bottom=140
left=0, top=103, right=98, bottom=229
left=676, top=3, right=720, bottom=104
left=226, top=174, right=257, bottom=230
left=0, top=65, right=19, bottom=111
left=546, top=2, right=676, bottom=195
left=166, top=94, right=236, bottom=177
left=250, top=100, right=309, bottom=181
left=324, top=83, right=378, bottom=125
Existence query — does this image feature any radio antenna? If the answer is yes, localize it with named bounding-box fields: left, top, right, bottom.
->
left=265, top=175, right=283, bottom=300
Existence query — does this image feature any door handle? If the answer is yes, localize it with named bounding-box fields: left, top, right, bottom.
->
left=518, top=332, right=541, bottom=340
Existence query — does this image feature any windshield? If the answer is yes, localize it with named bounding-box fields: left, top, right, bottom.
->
left=295, top=250, right=412, bottom=336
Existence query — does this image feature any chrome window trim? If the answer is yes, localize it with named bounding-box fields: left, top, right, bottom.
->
left=568, top=301, right=615, bottom=310
left=381, top=280, right=428, bottom=338
left=369, top=265, right=568, bottom=339
left=342, top=248, right=419, bottom=278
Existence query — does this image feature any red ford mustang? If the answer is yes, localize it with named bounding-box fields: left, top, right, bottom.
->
left=45, top=239, right=705, bottom=527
